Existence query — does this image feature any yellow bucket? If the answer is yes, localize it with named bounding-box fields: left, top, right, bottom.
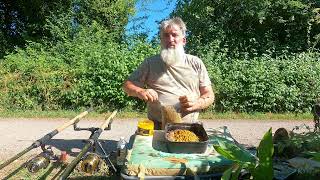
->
left=137, top=119, right=154, bottom=136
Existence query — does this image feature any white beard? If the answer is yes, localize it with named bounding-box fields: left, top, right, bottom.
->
left=160, top=45, right=185, bottom=66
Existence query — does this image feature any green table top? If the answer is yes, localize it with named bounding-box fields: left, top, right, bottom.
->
left=122, top=129, right=234, bottom=176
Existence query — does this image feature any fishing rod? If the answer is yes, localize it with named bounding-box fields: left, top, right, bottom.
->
left=59, top=110, right=118, bottom=180
left=0, top=109, right=92, bottom=170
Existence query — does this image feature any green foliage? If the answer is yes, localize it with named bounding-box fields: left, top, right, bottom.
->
left=170, top=0, right=320, bottom=113
left=203, top=51, right=320, bottom=113
left=173, top=0, right=320, bottom=57
left=253, top=128, right=274, bottom=180
left=70, top=0, right=135, bottom=40
left=0, top=42, right=69, bottom=110
left=304, top=151, right=320, bottom=161
left=215, top=128, right=274, bottom=180
left=0, top=0, right=158, bottom=111
left=0, top=34, right=157, bottom=110
left=1, top=0, right=320, bottom=113
left=0, top=0, right=135, bottom=58
left=57, top=34, right=158, bottom=110
left=213, top=138, right=256, bottom=165
left=0, top=0, right=72, bottom=58
left=275, top=125, right=320, bottom=158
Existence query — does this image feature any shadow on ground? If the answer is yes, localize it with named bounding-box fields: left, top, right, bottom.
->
left=46, top=139, right=118, bottom=158
left=2, top=139, right=119, bottom=179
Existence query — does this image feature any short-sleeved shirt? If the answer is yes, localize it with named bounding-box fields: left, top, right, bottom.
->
left=127, top=54, right=211, bottom=122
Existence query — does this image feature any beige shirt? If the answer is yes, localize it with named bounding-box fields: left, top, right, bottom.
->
left=128, top=54, right=211, bottom=122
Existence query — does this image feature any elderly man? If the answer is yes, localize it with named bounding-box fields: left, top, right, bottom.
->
left=123, top=17, right=214, bottom=129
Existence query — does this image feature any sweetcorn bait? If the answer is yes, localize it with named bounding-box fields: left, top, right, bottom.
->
left=167, top=129, right=199, bottom=142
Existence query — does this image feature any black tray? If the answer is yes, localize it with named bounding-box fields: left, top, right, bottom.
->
left=164, top=123, right=209, bottom=154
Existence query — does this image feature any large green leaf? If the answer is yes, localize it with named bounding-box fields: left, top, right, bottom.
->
left=253, top=128, right=274, bottom=180
left=221, top=166, right=233, bottom=180
left=213, top=136, right=256, bottom=164
left=231, top=164, right=242, bottom=180
left=303, top=151, right=320, bottom=162
left=221, top=163, right=243, bottom=180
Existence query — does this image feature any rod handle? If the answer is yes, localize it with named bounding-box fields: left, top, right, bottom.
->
left=100, top=110, right=118, bottom=130
left=56, top=109, right=91, bottom=132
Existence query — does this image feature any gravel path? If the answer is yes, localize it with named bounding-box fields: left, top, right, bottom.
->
left=0, top=117, right=315, bottom=178
left=0, top=117, right=314, bottom=161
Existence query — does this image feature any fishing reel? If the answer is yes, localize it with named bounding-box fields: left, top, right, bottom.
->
left=26, top=145, right=57, bottom=173
left=73, top=118, right=117, bottom=174
left=80, top=153, right=102, bottom=174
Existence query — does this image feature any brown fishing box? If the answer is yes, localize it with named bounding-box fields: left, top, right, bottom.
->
left=164, top=123, right=209, bottom=154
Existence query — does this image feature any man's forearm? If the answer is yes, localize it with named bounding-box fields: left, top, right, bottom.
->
left=197, top=95, right=215, bottom=110
left=179, top=86, right=215, bottom=112
left=197, top=86, right=215, bottom=110
left=123, top=80, right=143, bottom=97
left=196, top=86, right=215, bottom=110
left=123, top=80, right=158, bottom=102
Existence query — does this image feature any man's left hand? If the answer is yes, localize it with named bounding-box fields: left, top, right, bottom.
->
left=179, top=95, right=198, bottom=112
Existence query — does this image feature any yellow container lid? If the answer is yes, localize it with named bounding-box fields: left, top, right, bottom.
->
left=137, top=119, right=154, bottom=136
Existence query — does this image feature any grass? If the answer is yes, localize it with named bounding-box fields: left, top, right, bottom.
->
left=0, top=110, right=144, bottom=119
left=0, top=109, right=314, bottom=120
left=200, top=111, right=313, bottom=120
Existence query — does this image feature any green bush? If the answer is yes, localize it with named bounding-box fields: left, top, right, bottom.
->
left=1, top=37, right=319, bottom=113
left=0, top=28, right=158, bottom=111
left=1, top=0, right=320, bottom=113
left=203, top=51, right=320, bottom=113
left=0, top=0, right=157, bottom=111
left=56, top=33, right=158, bottom=110
left=0, top=42, right=69, bottom=110
left=173, top=0, right=320, bottom=57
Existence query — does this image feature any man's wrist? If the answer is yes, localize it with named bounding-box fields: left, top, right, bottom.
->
left=198, top=97, right=205, bottom=110
left=134, top=88, right=144, bottom=97
left=197, top=97, right=212, bottom=110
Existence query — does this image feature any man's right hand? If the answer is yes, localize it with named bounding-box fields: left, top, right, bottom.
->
left=136, top=88, right=158, bottom=102
left=123, top=81, right=158, bottom=102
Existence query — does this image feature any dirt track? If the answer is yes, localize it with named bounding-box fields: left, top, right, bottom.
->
left=0, top=117, right=314, bottom=160
left=0, top=118, right=315, bottom=178
left=0, top=118, right=313, bottom=179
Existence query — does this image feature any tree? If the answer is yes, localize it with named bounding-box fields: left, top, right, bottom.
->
left=172, top=0, right=320, bottom=57
left=0, top=0, right=136, bottom=58
left=0, top=0, right=72, bottom=58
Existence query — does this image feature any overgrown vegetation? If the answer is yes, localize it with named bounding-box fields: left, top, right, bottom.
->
left=213, top=128, right=274, bottom=180
left=0, top=0, right=157, bottom=111
left=204, top=52, right=320, bottom=113
left=274, top=125, right=320, bottom=158
left=214, top=121, right=320, bottom=179
left=0, top=0, right=320, bottom=113
left=173, top=0, right=320, bottom=57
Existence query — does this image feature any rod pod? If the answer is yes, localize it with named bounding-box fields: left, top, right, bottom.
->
left=59, top=110, right=118, bottom=180
left=0, top=109, right=91, bottom=170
